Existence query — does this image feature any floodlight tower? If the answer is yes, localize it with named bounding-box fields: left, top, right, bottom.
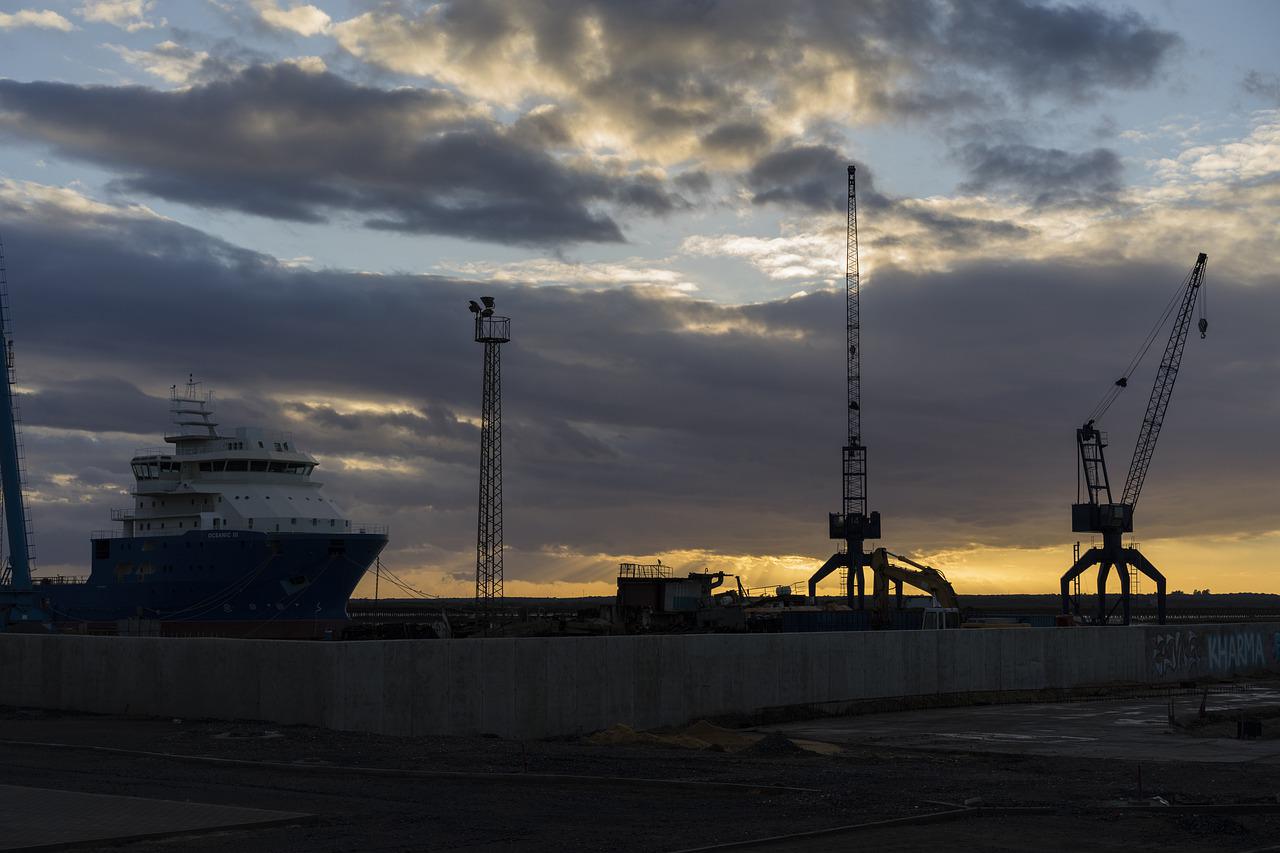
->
left=468, top=296, right=510, bottom=610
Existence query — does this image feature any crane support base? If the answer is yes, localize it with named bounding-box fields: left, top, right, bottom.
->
left=1059, top=533, right=1166, bottom=625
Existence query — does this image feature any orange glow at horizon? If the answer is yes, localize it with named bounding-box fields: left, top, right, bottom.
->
left=353, top=530, right=1280, bottom=600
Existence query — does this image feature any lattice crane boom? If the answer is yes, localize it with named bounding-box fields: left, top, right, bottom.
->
left=1121, top=252, right=1208, bottom=508
left=843, top=165, right=868, bottom=523
left=1063, top=251, right=1208, bottom=626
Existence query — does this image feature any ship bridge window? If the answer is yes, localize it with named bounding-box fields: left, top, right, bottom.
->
left=199, top=462, right=212, bottom=472
left=250, top=460, right=269, bottom=472
left=268, top=461, right=286, bottom=473
left=226, top=460, right=248, bottom=472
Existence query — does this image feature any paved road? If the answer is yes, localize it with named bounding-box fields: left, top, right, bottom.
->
left=764, top=688, right=1280, bottom=763
left=0, top=784, right=309, bottom=851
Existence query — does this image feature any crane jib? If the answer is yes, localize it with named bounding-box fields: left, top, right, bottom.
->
left=1119, top=253, right=1207, bottom=509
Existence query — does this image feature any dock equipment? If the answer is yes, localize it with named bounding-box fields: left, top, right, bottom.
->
left=808, top=166, right=881, bottom=607
left=469, top=296, right=510, bottom=610
left=1062, top=253, right=1208, bottom=625
left=0, top=235, right=47, bottom=628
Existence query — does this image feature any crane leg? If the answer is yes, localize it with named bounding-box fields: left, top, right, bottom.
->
left=1061, top=548, right=1103, bottom=616
left=1097, top=560, right=1114, bottom=625
left=895, top=579, right=903, bottom=609
left=852, top=563, right=866, bottom=610
left=1126, top=548, right=1167, bottom=625
left=807, top=552, right=848, bottom=603
left=1116, top=556, right=1131, bottom=626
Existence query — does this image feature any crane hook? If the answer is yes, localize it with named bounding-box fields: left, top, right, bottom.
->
left=1198, top=317, right=1208, bottom=339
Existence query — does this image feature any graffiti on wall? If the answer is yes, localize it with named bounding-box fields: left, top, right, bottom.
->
left=1207, top=632, right=1267, bottom=672
left=1150, top=629, right=1280, bottom=678
left=1150, top=631, right=1201, bottom=677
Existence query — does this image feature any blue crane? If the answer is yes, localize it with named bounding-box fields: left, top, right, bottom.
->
left=0, top=235, right=48, bottom=629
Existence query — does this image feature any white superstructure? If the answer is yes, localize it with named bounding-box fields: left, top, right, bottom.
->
left=115, top=380, right=358, bottom=537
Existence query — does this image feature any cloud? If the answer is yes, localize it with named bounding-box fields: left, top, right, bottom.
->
left=1, top=180, right=1275, bottom=596
left=325, top=0, right=1179, bottom=168
left=107, top=40, right=215, bottom=85
left=1150, top=113, right=1280, bottom=183
left=251, top=0, right=331, bottom=37
left=445, top=257, right=699, bottom=294
left=747, top=144, right=855, bottom=212
left=76, top=0, right=157, bottom=32
left=1243, top=70, right=1280, bottom=104
left=942, top=0, right=1180, bottom=99
left=0, top=64, right=686, bottom=244
left=0, top=9, right=73, bottom=31
left=957, top=142, right=1123, bottom=206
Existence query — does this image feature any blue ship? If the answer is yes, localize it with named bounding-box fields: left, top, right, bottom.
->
left=2, top=380, right=388, bottom=638
left=0, top=241, right=388, bottom=637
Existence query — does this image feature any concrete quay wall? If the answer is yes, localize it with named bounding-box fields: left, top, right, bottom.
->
left=2, top=623, right=1278, bottom=739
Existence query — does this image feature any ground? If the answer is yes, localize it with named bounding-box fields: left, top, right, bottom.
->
left=4, top=684, right=1280, bottom=851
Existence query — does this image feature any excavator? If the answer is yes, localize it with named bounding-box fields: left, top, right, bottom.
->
left=870, top=549, right=960, bottom=612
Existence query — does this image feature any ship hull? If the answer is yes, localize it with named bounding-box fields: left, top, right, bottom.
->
left=19, top=530, right=387, bottom=639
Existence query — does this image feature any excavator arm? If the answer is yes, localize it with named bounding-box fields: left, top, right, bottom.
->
left=869, top=549, right=960, bottom=610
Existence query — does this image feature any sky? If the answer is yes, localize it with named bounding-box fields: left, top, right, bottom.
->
left=0, top=0, right=1277, bottom=598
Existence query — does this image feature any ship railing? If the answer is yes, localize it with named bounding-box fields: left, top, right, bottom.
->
left=350, top=522, right=389, bottom=535
left=132, top=446, right=172, bottom=459
left=33, top=574, right=85, bottom=586
left=109, top=508, right=135, bottom=521
left=90, top=529, right=126, bottom=540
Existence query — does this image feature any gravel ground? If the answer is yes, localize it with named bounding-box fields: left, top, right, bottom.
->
left=3, top=706, right=1280, bottom=851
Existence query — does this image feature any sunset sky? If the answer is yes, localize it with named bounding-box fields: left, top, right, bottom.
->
left=0, top=0, right=1277, bottom=598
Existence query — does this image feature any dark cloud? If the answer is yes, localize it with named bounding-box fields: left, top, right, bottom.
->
left=957, top=142, right=1123, bottom=206
left=336, top=0, right=1179, bottom=138
left=747, top=145, right=860, bottom=211
left=944, top=0, right=1180, bottom=99
left=0, top=64, right=684, bottom=245
left=674, top=170, right=712, bottom=195
left=2, top=191, right=1273, bottom=589
left=746, top=142, right=1032, bottom=247
left=700, top=120, right=772, bottom=156
left=1242, top=70, right=1280, bottom=103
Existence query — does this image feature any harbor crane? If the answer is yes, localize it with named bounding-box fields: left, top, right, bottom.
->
left=805, top=167, right=962, bottom=624
left=1062, top=252, right=1208, bottom=625
left=0, top=235, right=46, bottom=629
left=808, top=166, right=880, bottom=608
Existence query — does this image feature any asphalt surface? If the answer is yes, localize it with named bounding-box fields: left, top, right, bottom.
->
left=0, top=784, right=309, bottom=851
left=5, top=691, right=1280, bottom=852
left=763, top=687, right=1280, bottom=763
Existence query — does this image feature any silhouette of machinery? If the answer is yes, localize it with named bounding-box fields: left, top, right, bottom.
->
left=807, top=167, right=880, bottom=609
left=1062, top=253, right=1209, bottom=625
left=469, top=296, right=510, bottom=611
left=806, top=168, right=958, bottom=622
